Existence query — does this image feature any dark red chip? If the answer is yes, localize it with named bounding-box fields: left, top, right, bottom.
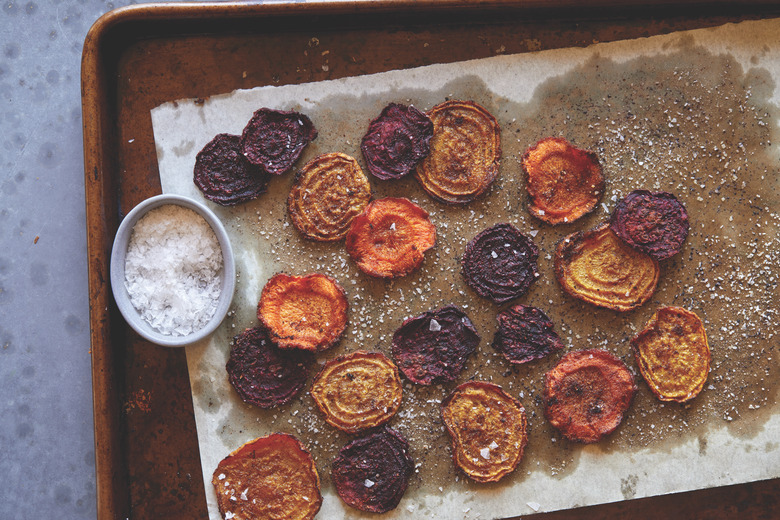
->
left=331, top=426, right=414, bottom=513
left=360, top=103, right=434, bottom=180
left=493, top=304, right=564, bottom=364
left=609, top=190, right=689, bottom=261
left=462, top=223, right=540, bottom=304
left=391, top=305, right=480, bottom=385
left=240, top=108, right=317, bottom=175
left=226, top=327, right=312, bottom=409
left=193, top=133, right=271, bottom=206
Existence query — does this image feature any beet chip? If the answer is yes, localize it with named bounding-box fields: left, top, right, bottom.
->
left=493, top=304, right=564, bottom=364
left=361, top=103, right=434, bottom=180
left=240, top=108, right=317, bottom=175
left=331, top=426, right=414, bottom=513
left=610, top=190, right=690, bottom=261
left=226, top=327, right=312, bottom=409
left=391, top=305, right=479, bottom=385
left=462, top=223, right=540, bottom=304
left=544, top=349, right=636, bottom=444
left=193, top=133, right=270, bottom=206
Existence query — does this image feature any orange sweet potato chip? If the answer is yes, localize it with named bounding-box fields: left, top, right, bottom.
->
left=310, top=351, right=402, bottom=433
left=632, top=306, right=710, bottom=403
left=345, top=197, right=436, bottom=278
left=288, top=152, right=372, bottom=241
left=415, top=100, right=501, bottom=204
left=257, top=272, right=348, bottom=352
left=522, top=137, right=605, bottom=225
left=212, top=433, right=322, bottom=520
left=554, top=223, right=659, bottom=311
left=544, top=349, right=636, bottom=444
left=442, top=381, right=527, bottom=483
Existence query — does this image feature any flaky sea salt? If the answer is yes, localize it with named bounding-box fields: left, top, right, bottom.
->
left=124, top=205, right=223, bottom=336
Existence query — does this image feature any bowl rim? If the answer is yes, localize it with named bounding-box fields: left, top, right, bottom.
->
left=110, top=194, right=236, bottom=347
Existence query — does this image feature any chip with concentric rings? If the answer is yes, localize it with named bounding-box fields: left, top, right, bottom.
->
left=287, top=152, right=371, bottom=241
left=522, top=137, right=605, bottom=224
left=257, top=272, right=348, bottom=352
left=442, top=381, right=527, bottom=483
left=415, top=100, right=501, bottom=204
left=544, top=349, right=636, bottom=444
left=632, top=306, right=710, bottom=403
left=493, top=304, right=564, bottom=364
left=310, top=351, right=402, bottom=433
left=345, top=197, right=436, bottom=278
left=462, top=223, right=540, bottom=304
left=212, top=433, right=322, bottom=520
left=554, top=223, right=659, bottom=311
left=240, top=107, right=317, bottom=175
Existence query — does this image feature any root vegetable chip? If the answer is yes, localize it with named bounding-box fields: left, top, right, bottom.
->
left=632, top=306, right=710, bottom=402
left=331, top=426, right=414, bottom=513
left=345, top=197, right=436, bottom=278
left=240, top=108, right=317, bottom=175
left=287, top=152, right=371, bottom=241
left=462, top=223, right=540, bottom=304
left=212, top=433, right=322, bottom=520
left=493, top=304, right=564, bottom=364
left=522, top=137, right=605, bottom=225
left=610, top=189, right=690, bottom=261
left=415, top=100, right=501, bottom=204
left=310, top=351, right=402, bottom=433
left=257, top=273, right=348, bottom=352
left=361, top=103, right=434, bottom=180
left=391, top=304, right=479, bottom=385
left=193, top=133, right=270, bottom=206
left=226, top=327, right=312, bottom=409
left=442, top=381, right=527, bottom=483
left=544, top=349, right=636, bottom=444
left=554, top=223, right=659, bottom=311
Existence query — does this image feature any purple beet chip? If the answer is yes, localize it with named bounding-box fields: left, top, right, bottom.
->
left=360, top=103, right=434, bottom=180
left=331, top=426, right=414, bottom=513
left=193, top=133, right=270, bottom=206
left=240, top=108, right=317, bottom=175
left=391, top=305, right=480, bottom=385
left=609, top=190, right=689, bottom=261
left=462, top=223, right=540, bottom=304
left=493, top=304, right=564, bottom=364
left=226, top=327, right=312, bottom=408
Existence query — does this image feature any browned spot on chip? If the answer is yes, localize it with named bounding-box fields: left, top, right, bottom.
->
left=522, top=137, right=605, bottom=225
left=212, top=433, right=322, bottom=520
left=345, top=197, right=436, bottom=278
left=544, top=349, right=636, bottom=444
left=257, top=273, right=347, bottom=352
left=288, top=152, right=371, bottom=241
left=632, top=306, right=710, bottom=402
left=554, top=223, right=659, bottom=311
left=311, top=351, right=402, bottom=433
left=442, top=381, right=527, bottom=483
left=415, top=100, right=501, bottom=204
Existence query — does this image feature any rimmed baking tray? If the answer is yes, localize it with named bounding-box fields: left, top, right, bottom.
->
left=82, top=1, right=780, bottom=518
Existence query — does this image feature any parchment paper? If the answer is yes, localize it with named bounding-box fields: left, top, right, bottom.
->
left=152, top=19, right=780, bottom=519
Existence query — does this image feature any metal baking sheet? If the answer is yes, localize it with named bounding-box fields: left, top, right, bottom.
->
left=151, top=18, right=780, bottom=519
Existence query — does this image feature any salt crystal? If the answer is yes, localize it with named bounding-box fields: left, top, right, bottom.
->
left=429, top=319, right=441, bottom=332
left=364, top=479, right=375, bottom=488
left=527, top=502, right=541, bottom=511
left=491, top=251, right=498, bottom=258
left=480, top=447, right=490, bottom=459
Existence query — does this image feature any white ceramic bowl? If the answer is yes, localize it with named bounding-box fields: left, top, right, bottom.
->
left=110, top=194, right=235, bottom=347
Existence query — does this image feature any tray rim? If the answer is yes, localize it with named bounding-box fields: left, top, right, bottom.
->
left=81, top=1, right=780, bottom=518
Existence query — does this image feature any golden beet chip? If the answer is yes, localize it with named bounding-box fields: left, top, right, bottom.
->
left=415, top=100, right=501, bottom=204
left=544, top=349, right=636, bottom=444
left=522, top=137, right=605, bottom=224
left=632, top=306, right=710, bottom=402
left=311, top=351, right=402, bottom=433
left=554, top=223, right=659, bottom=311
left=258, top=273, right=348, bottom=352
left=212, top=433, right=322, bottom=520
left=442, top=381, right=527, bottom=483
left=345, top=197, right=436, bottom=278
left=288, top=152, right=372, bottom=241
